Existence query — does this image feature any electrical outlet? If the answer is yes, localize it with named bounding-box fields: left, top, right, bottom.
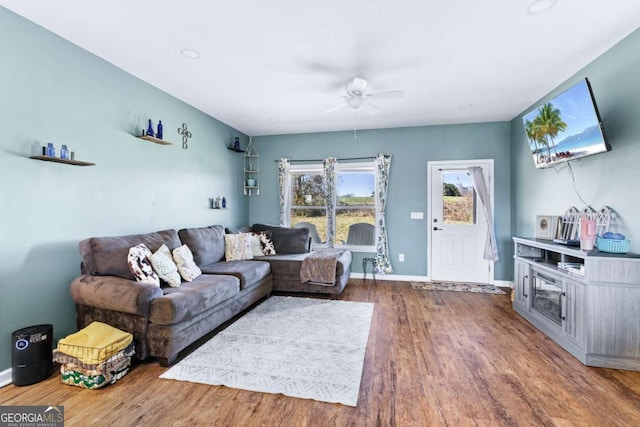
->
left=399, top=253, right=405, bottom=262
left=410, top=212, right=424, bottom=219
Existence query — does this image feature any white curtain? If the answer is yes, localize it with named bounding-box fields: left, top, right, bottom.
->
left=278, top=158, right=291, bottom=226
left=468, top=166, right=499, bottom=261
left=323, top=157, right=337, bottom=247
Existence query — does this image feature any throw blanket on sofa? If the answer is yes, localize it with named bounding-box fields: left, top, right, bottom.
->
left=300, top=249, right=343, bottom=286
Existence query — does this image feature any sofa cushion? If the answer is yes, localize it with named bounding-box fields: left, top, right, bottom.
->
left=70, top=275, right=163, bottom=316
left=252, top=223, right=310, bottom=254
left=149, top=274, right=240, bottom=325
left=200, top=260, right=271, bottom=290
left=178, top=225, right=225, bottom=267
left=82, top=229, right=181, bottom=280
left=260, top=251, right=352, bottom=280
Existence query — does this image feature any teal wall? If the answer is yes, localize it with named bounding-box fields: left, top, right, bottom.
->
left=249, top=123, right=512, bottom=280
left=510, top=27, right=640, bottom=252
left=0, top=8, right=249, bottom=372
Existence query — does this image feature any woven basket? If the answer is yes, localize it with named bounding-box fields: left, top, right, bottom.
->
left=597, top=237, right=630, bottom=254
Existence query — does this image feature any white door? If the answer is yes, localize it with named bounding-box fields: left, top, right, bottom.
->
left=428, top=160, right=494, bottom=284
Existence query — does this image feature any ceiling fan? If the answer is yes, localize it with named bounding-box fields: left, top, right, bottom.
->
left=324, top=77, right=405, bottom=114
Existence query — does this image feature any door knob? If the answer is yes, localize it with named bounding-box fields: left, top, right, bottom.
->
left=433, top=226, right=443, bottom=231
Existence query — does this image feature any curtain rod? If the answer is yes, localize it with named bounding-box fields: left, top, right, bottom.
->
left=438, top=167, right=473, bottom=171
left=273, top=155, right=389, bottom=163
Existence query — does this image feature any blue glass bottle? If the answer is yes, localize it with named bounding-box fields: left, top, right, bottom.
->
left=46, top=143, right=55, bottom=157
left=222, top=197, right=226, bottom=208
left=156, top=120, right=163, bottom=139
left=146, top=119, right=155, bottom=137
left=60, top=144, right=69, bottom=160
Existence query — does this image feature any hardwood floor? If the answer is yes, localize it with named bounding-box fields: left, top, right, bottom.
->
left=2, top=280, right=640, bottom=426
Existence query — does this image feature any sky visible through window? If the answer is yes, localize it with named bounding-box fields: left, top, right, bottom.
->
left=443, top=172, right=472, bottom=189
left=338, top=173, right=374, bottom=197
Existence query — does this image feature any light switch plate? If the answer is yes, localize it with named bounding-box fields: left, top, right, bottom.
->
left=410, top=212, right=424, bottom=219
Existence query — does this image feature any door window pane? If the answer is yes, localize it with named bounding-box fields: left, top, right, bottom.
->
left=442, top=172, right=476, bottom=225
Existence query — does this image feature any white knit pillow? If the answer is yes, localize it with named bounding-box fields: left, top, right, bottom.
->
left=172, top=244, right=202, bottom=282
left=150, top=244, right=181, bottom=287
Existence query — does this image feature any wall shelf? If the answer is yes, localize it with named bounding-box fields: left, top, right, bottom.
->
left=244, top=137, right=259, bottom=196
left=227, top=145, right=245, bottom=153
left=29, top=155, right=95, bottom=166
left=137, top=135, right=172, bottom=145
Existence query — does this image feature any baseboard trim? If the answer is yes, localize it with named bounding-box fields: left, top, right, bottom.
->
left=350, top=273, right=429, bottom=282
left=350, top=274, right=513, bottom=288
left=0, top=368, right=12, bottom=388
left=495, top=280, right=514, bottom=288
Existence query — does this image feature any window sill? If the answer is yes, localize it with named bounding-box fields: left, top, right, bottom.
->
left=335, top=244, right=376, bottom=253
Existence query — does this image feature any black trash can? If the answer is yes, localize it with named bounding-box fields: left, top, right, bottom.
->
left=11, top=324, right=53, bottom=386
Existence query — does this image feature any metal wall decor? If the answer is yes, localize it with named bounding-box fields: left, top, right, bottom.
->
left=178, top=123, right=192, bottom=149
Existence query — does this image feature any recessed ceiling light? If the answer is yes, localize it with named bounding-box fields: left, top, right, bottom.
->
left=180, top=48, right=200, bottom=59
left=458, top=103, right=473, bottom=109
left=527, top=0, right=557, bottom=15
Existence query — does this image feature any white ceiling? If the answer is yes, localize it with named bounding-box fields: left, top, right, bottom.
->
left=2, top=0, right=640, bottom=136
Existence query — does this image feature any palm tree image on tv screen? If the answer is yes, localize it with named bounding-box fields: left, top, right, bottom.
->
left=523, top=78, right=610, bottom=169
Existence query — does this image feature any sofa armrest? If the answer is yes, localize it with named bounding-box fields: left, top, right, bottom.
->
left=70, top=275, right=163, bottom=316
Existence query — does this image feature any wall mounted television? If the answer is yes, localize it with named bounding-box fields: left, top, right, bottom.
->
left=522, top=78, right=610, bottom=169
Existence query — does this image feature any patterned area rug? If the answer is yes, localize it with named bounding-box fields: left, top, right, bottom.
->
left=160, top=296, right=374, bottom=407
left=410, top=281, right=506, bottom=295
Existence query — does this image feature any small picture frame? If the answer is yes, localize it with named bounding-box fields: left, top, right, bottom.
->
left=535, top=215, right=561, bottom=240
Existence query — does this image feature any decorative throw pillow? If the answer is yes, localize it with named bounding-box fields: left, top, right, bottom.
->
left=250, top=231, right=276, bottom=256
left=127, top=244, right=160, bottom=286
left=172, top=244, right=202, bottom=282
left=224, top=233, right=253, bottom=261
left=150, top=244, right=181, bottom=287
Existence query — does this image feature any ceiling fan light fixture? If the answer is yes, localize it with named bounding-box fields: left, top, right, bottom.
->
left=346, top=96, right=365, bottom=110
left=179, top=48, right=201, bottom=59
left=346, top=77, right=368, bottom=97
left=527, top=0, right=556, bottom=15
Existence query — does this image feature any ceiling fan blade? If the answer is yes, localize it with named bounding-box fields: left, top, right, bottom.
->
left=364, top=100, right=381, bottom=115
left=368, top=90, right=405, bottom=99
left=325, top=103, right=347, bottom=113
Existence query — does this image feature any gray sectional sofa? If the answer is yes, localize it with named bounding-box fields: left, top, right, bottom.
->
left=69, top=223, right=351, bottom=366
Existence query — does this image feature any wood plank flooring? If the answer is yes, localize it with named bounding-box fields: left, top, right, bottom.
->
left=2, top=280, right=640, bottom=426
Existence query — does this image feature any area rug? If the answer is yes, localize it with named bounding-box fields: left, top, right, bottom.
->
left=410, top=281, right=506, bottom=295
left=160, top=296, right=374, bottom=407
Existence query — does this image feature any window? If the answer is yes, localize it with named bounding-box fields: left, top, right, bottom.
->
left=290, top=164, right=327, bottom=243
left=441, top=171, right=477, bottom=225
left=289, top=162, right=376, bottom=251
left=336, top=163, right=376, bottom=248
